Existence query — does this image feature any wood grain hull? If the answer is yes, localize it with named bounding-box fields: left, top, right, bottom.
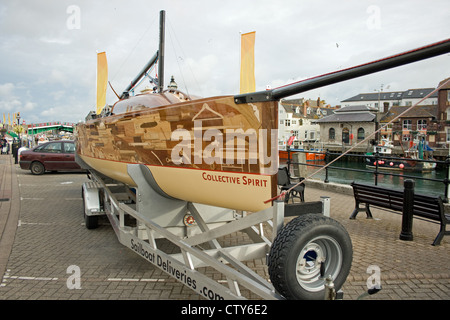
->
left=76, top=94, right=279, bottom=212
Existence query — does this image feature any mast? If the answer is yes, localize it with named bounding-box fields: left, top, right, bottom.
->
left=120, top=51, right=158, bottom=99
left=234, top=38, right=450, bottom=104
left=158, top=10, right=165, bottom=93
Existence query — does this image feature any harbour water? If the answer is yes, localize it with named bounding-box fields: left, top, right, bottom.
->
left=283, top=159, right=448, bottom=199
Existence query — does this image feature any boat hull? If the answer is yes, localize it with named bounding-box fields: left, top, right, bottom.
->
left=279, top=149, right=326, bottom=161
left=76, top=95, right=279, bottom=212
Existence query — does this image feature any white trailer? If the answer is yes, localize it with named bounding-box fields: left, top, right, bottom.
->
left=81, top=164, right=352, bottom=300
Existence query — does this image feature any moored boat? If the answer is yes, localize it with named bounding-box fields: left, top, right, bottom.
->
left=365, top=139, right=436, bottom=172
left=279, top=148, right=326, bottom=161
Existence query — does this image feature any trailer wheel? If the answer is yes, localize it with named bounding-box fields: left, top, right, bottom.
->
left=268, top=214, right=352, bottom=300
left=82, top=191, right=99, bottom=229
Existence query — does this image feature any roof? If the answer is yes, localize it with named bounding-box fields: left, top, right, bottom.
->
left=314, top=112, right=376, bottom=123
left=439, top=77, right=450, bottom=90
left=342, top=88, right=438, bottom=102
left=281, top=104, right=335, bottom=119
left=380, top=105, right=438, bottom=123
left=335, top=105, right=378, bottom=113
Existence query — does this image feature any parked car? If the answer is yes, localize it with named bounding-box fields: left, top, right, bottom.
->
left=19, top=140, right=84, bottom=175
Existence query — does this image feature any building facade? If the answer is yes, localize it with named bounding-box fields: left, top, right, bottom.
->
left=278, top=98, right=335, bottom=149
left=314, top=105, right=377, bottom=149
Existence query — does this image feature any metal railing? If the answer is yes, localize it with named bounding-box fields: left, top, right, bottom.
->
left=284, top=149, right=450, bottom=202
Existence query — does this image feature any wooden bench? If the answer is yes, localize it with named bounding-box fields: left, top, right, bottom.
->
left=349, top=182, right=449, bottom=246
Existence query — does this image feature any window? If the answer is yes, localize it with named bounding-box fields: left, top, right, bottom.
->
left=280, top=120, right=283, bottom=125
left=64, top=142, right=75, bottom=153
left=447, top=90, right=450, bottom=102
left=403, top=120, right=412, bottom=130
left=447, top=128, right=450, bottom=142
left=357, top=128, right=365, bottom=140
left=329, top=128, right=335, bottom=140
left=285, top=119, right=291, bottom=127
left=417, top=120, right=427, bottom=131
left=38, top=142, right=62, bottom=153
left=309, top=131, right=315, bottom=140
left=292, top=120, right=297, bottom=125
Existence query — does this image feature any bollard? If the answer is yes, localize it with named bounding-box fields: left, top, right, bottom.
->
left=399, top=179, right=414, bottom=241
left=12, top=141, right=19, bottom=164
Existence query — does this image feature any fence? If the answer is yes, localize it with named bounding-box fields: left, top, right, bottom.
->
left=284, top=149, right=450, bottom=202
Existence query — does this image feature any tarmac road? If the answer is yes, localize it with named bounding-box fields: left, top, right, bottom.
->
left=0, top=153, right=449, bottom=300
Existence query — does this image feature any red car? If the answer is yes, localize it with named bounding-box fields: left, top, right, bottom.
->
left=19, top=140, right=84, bottom=175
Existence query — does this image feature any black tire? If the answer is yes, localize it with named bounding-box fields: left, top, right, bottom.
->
left=268, top=214, right=352, bottom=300
left=84, top=213, right=99, bottom=229
left=30, top=161, right=45, bottom=175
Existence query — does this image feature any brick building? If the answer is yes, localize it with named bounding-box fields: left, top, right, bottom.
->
left=380, top=77, right=450, bottom=148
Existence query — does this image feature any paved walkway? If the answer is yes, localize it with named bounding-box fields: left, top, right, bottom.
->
left=305, top=182, right=450, bottom=300
left=0, top=153, right=448, bottom=300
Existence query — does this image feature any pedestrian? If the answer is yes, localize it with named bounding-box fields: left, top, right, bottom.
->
left=3, top=138, right=9, bottom=154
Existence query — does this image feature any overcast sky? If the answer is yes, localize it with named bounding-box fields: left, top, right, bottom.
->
left=0, top=0, right=449, bottom=124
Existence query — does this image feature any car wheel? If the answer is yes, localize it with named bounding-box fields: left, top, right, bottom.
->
left=30, top=162, right=45, bottom=175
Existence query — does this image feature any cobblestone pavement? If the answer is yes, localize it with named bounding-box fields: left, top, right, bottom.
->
left=0, top=154, right=449, bottom=300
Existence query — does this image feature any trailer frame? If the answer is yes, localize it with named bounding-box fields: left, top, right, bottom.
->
left=81, top=164, right=347, bottom=300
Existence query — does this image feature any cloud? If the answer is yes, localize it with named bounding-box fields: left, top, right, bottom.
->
left=0, top=0, right=448, bottom=124
left=0, top=83, right=36, bottom=114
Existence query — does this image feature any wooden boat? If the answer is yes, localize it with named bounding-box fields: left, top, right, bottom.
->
left=75, top=11, right=450, bottom=212
left=76, top=93, right=278, bottom=212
